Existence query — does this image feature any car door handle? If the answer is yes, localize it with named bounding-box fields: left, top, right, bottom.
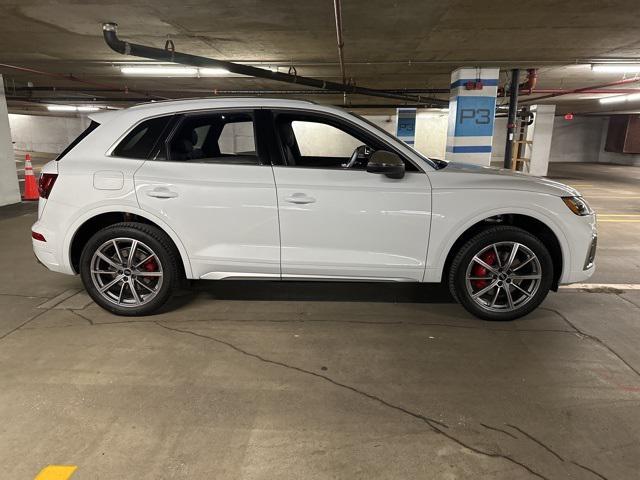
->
left=285, top=193, right=316, bottom=204
left=146, top=187, right=179, bottom=199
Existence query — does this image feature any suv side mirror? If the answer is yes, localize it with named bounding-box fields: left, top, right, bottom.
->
left=366, top=150, right=405, bottom=179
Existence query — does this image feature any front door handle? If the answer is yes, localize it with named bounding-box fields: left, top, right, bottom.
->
left=285, top=193, right=316, bottom=204
left=146, top=187, right=178, bottom=199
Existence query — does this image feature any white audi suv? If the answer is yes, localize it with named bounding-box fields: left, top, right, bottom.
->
left=31, top=98, right=597, bottom=320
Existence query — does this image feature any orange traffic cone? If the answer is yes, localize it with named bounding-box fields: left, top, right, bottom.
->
left=23, top=154, right=39, bottom=201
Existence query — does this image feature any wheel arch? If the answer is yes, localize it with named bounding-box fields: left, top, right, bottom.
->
left=66, top=208, right=193, bottom=278
left=440, top=212, right=566, bottom=290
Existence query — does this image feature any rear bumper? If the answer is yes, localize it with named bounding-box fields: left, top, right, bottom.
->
left=31, top=220, right=74, bottom=275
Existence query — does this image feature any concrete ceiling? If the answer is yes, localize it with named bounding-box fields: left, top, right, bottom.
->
left=2, top=0, right=640, bottom=114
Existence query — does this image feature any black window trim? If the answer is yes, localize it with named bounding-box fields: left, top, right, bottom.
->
left=266, top=107, right=427, bottom=174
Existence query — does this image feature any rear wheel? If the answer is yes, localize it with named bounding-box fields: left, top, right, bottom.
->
left=448, top=226, right=554, bottom=321
left=80, top=222, right=180, bottom=316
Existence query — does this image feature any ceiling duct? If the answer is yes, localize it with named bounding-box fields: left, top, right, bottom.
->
left=101, top=23, right=446, bottom=107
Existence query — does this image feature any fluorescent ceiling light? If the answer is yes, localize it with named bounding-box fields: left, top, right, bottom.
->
left=199, top=67, right=230, bottom=76
left=47, top=105, right=102, bottom=112
left=592, top=64, right=640, bottom=73
left=599, top=92, right=640, bottom=105
left=599, top=95, right=628, bottom=104
left=121, top=66, right=198, bottom=76
left=47, top=105, right=77, bottom=111
left=120, top=65, right=230, bottom=76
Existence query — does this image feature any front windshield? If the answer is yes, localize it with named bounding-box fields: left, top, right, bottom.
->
left=350, top=112, right=448, bottom=170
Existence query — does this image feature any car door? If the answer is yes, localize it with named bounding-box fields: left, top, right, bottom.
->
left=132, top=109, right=281, bottom=280
left=269, top=110, right=432, bottom=281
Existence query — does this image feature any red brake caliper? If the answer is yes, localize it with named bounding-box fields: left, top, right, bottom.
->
left=142, top=258, right=158, bottom=272
left=471, top=250, right=497, bottom=289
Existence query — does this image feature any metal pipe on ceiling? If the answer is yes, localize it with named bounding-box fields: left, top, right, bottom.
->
left=7, top=97, right=433, bottom=110
left=101, top=23, right=446, bottom=107
left=11, top=86, right=451, bottom=95
left=504, top=69, right=520, bottom=169
left=333, top=0, right=347, bottom=86
left=518, top=68, right=538, bottom=94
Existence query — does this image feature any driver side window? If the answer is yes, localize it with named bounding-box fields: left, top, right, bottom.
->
left=292, top=121, right=363, bottom=159
left=276, top=115, right=373, bottom=170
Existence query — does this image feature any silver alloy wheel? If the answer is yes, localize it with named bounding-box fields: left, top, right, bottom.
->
left=90, top=237, right=163, bottom=308
left=464, top=241, right=542, bottom=313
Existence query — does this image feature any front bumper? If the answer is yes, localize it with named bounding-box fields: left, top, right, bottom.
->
left=559, top=213, right=597, bottom=285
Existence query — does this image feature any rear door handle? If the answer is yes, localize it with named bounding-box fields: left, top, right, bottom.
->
left=285, top=193, right=316, bottom=204
left=146, top=187, right=178, bottom=199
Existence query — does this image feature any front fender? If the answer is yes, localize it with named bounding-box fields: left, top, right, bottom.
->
left=423, top=191, right=571, bottom=283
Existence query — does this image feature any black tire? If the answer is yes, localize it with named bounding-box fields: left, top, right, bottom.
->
left=79, top=222, right=181, bottom=316
left=448, top=226, right=554, bottom=321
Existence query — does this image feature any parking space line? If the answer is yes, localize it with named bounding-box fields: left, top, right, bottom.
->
left=34, top=465, right=77, bottom=480
left=598, top=219, right=640, bottom=222
left=585, top=196, right=640, bottom=199
left=560, top=283, right=640, bottom=291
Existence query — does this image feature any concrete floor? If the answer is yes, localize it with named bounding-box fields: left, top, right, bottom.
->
left=0, top=162, right=638, bottom=479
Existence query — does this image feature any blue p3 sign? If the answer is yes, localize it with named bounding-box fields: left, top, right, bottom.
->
left=454, top=96, right=496, bottom=137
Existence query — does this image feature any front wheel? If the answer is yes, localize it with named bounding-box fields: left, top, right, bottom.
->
left=79, top=222, right=180, bottom=316
left=448, top=226, right=554, bottom=321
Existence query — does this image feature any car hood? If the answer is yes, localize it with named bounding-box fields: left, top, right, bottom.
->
left=428, top=161, right=580, bottom=197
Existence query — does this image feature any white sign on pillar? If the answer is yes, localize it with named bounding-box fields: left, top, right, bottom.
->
left=395, top=108, right=417, bottom=145
left=0, top=75, right=21, bottom=206
left=526, top=104, right=556, bottom=177
left=445, top=67, right=499, bottom=166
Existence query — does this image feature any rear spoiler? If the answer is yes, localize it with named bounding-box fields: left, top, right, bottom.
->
left=88, top=110, right=121, bottom=124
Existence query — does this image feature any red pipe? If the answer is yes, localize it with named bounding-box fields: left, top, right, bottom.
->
left=529, top=88, right=640, bottom=94
left=518, top=68, right=538, bottom=94
left=521, top=76, right=640, bottom=103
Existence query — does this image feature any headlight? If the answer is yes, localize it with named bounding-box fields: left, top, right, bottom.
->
left=562, top=196, right=593, bottom=216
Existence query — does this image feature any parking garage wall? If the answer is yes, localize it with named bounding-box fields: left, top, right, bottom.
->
left=548, top=116, right=603, bottom=163
left=8, top=114, right=90, bottom=154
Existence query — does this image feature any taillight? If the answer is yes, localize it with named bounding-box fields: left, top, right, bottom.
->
left=38, top=173, right=58, bottom=199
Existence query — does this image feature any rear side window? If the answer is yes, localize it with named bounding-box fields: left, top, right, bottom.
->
left=113, top=116, right=173, bottom=159
left=165, top=112, right=259, bottom=164
left=56, top=121, right=100, bottom=161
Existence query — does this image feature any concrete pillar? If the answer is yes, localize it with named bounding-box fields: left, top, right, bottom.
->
left=0, top=75, right=21, bottom=206
left=526, top=104, right=556, bottom=176
left=445, top=67, right=500, bottom=165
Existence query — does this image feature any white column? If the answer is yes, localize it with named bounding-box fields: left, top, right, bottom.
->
left=526, top=104, right=556, bottom=176
left=0, top=75, right=21, bottom=206
left=445, top=67, right=499, bottom=166
left=414, top=109, right=448, bottom=159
